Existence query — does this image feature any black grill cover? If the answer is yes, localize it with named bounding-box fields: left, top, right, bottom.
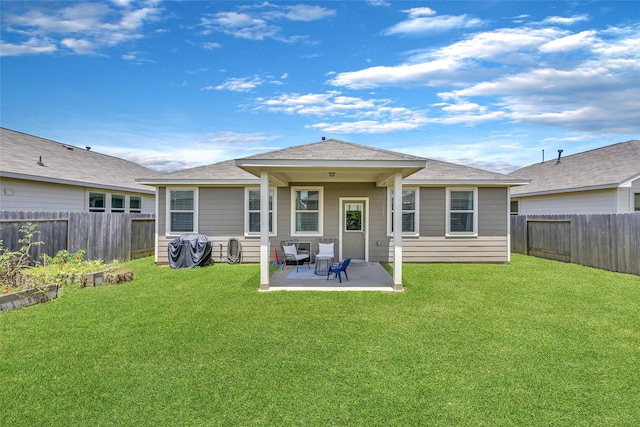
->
left=168, top=234, right=212, bottom=268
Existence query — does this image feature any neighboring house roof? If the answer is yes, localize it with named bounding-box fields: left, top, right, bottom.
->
left=407, top=158, right=528, bottom=186
left=1, top=128, right=159, bottom=194
left=510, top=140, right=640, bottom=197
left=138, top=138, right=526, bottom=187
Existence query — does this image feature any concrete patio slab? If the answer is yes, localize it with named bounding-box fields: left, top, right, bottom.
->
left=265, top=261, right=398, bottom=292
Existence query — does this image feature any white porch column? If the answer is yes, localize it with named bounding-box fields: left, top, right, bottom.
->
left=259, top=171, right=270, bottom=290
left=393, top=171, right=403, bottom=290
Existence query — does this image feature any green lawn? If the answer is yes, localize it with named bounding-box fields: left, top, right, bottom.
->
left=1, top=254, right=638, bottom=426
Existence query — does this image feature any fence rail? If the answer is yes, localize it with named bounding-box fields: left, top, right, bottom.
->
left=0, top=211, right=155, bottom=263
left=511, top=214, right=640, bottom=276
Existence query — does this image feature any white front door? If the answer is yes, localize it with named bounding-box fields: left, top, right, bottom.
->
left=340, top=198, right=368, bottom=261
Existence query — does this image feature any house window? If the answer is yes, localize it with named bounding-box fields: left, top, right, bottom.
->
left=130, top=196, right=142, bottom=213
left=168, top=188, right=197, bottom=234
left=111, top=194, right=125, bottom=213
left=89, top=192, right=106, bottom=212
left=634, top=193, right=640, bottom=212
left=246, top=188, right=276, bottom=235
left=446, top=188, right=478, bottom=236
left=291, top=187, right=323, bottom=236
left=510, top=200, right=519, bottom=215
left=388, top=188, right=419, bottom=235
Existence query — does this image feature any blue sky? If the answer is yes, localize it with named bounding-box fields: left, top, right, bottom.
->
left=2, top=1, right=639, bottom=173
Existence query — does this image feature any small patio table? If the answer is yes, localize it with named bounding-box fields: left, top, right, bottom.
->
left=314, top=255, right=334, bottom=276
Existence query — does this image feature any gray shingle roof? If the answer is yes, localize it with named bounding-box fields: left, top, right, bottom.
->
left=1, top=128, right=160, bottom=193
left=407, top=158, right=526, bottom=183
left=242, top=138, right=425, bottom=161
left=510, top=140, right=640, bottom=196
left=146, top=159, right=256, bottom=181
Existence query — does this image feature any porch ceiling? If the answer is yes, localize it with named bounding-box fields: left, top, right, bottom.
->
left=235, top=160, right=426, bottom=187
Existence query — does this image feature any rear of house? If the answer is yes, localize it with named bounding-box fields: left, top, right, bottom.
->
left=139, top=139, right=527, bottom=271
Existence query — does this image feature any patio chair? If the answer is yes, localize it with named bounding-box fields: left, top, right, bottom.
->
left=281, top=243, right=310, bottom=272
left=327, top=258, right=351, bottom=283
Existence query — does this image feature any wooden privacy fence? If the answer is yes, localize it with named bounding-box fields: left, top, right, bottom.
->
left=0, top=211, right=155, bottom=263
left=511, top=214, right=640, bottom=276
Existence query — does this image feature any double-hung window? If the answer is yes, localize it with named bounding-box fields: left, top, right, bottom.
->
left=246, top=188, right=276, bottom=236
left=388, top=188, right=419, bottom=236
left=89, top=192, right=106, bottom=212
left=634, top=192, right=640, bottom=212
left=130, top=196, right=142, bottom=213
left=168, top=188, right=197, bottom=234
left=446, top=188, right=478, bottom=236
left=111, top=194, right=125, bottom=213
left=291, top=187, right=323, bottom=236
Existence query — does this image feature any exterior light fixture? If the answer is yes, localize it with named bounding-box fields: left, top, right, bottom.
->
left=328, top=171, right=335, bottom=177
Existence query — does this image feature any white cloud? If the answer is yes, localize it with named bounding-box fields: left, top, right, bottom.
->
left=539, top=30, right=596, bottom=53
left=543, top=14, right=589, bottom=26
left=0, top=37, right=57, bottom=56
left=200, top=3, right=335, bottom=42
left=1, top=1, right=162, bottom=56
left=283, top=5, right=336, bottom=22
left=384, top=8, right=482, bottom=35
left=210, top=75, right=264, bottom=92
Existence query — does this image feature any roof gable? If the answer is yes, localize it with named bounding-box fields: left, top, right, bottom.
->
left=510, top=140, right=640, bottom=196
left=241, top=138, right=425, bottom=162
left=1, top=128, right=160, bottom=193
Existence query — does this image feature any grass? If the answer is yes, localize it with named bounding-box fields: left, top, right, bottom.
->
left=1, top=254, right=638, bottom=426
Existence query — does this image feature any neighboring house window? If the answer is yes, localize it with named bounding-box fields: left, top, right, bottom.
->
left=291, top=187, right=323, bottom=236
left=510, top=200, right=519, bottom=215
left=635, top=193, right=640, bottom=212
left=446, top=188, right=478, bottom=236
left=130, top=196, right=142, bottom=213
left=89, top=192, right=106, bottom=212
left=388, top=188, right=419, bottom=236
left=168, top=188, right=197, bottom=234
left=245, top=188, right=276, bottom=235
left=111, top=194, right=125, bottom=213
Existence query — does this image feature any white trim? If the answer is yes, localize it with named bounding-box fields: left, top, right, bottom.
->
left=244, top=187, right=277, bottom=237
left=166, top=187, right=198, bottom=236
left=339, top=197, right=369, bottom=262
left=446, top=187, right=478, bottom=237
left=387, top=187, right=419, bottom=237
left=291, top=186, right=324, bottom=237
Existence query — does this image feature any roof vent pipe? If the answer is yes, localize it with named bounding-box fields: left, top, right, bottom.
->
left=556, top=149, right=563, bottom=164
left=37, top=156, right=45, bottom=167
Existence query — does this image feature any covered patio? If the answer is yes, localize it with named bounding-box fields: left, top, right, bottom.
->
left=266, top=261, right=397, bottom=292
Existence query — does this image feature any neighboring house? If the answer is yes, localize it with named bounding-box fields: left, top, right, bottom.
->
left=0, top=128, right=158, bottom=213
left=138, top=138, right=527, bottom=290
left=509, top=140, right=640, bottom=215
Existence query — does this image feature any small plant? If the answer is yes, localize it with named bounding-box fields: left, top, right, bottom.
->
left=0, top=223, right=44, bottom=290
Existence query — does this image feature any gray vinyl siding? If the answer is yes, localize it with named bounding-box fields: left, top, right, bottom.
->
left=420, top=187, right=445, bottom=236
left=478, top=187, right=508, bottom=236
left=199, top=187, right=244, bottom=235
left=154, top=183, right=511, bottom=265
left=0, top=177, right=154, bottom=213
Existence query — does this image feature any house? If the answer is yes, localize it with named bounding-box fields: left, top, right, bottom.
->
left=0, top=128, right=158, bottom=213
left=138, top=138, right=527, bottom=290
left=509, top=140, right=640, bottom=215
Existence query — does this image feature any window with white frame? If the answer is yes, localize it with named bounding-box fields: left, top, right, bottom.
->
left=89, top=192, right=106, bottom=212
left=510, top=200, right=519, bottom=215
left=245, top=188, right=276, bottom=235
left=634, top=192, right=640, bottom=212
left=111, top=194, right=125, bottom=213
left=388, top=188, right=419, bottom=235
left=446, top=188, right=478, bottom=236
left=130, top=196, right=142, bottom=213
left=168, top=188, right=197, bottom=234
left=291, top=187, right=323, bottom=236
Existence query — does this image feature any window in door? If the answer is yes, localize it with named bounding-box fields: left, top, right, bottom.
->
left=345, top=203, right=363, bottom=232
